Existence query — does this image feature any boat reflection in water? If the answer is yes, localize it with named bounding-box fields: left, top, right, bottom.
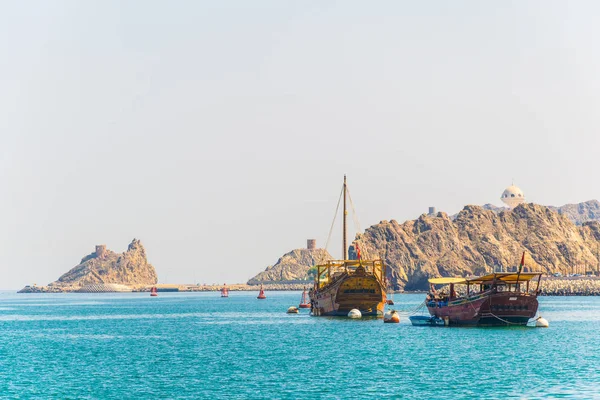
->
left=426, top=271, right=543, bottom=326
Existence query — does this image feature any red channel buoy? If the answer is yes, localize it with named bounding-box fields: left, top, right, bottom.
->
left=220, top=283, right=229, bottom=298
left=150, top=286, right=158, bottom=297
left=257, top=284, right=266, bottom=299
left=299, top=286, right=310, bottom=308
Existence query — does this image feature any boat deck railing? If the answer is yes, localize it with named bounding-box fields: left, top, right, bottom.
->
left=314, top=259, right=386, bottom=289
left=431, top=286, right=540, bottom=307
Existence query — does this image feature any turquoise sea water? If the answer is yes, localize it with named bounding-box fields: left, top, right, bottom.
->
left=0, top=291, right=599, bottom=399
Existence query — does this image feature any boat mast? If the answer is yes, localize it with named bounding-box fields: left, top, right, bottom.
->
left=343, top=175, right=347, bottom=261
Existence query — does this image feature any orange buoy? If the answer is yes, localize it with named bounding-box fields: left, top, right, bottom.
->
left=299, top=286, right=310, bottom=308
left=384, top=310, right=400, bottom=323
left=257, top=284, right=266, bottom=299
left=220, top=283, right=229, bottom=298
left=150, top=286, right=158, bottom=297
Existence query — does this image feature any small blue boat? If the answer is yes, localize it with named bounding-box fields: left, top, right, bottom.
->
left=409, top=315, right=445, bottom=326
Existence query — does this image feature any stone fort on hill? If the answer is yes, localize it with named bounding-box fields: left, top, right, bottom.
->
left=19, top=239, right=158, bottom=293
left=54, top=238, right=158, bottom=287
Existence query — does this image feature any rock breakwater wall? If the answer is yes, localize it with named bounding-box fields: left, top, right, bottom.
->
left=540, top=277, right=600, bottom=296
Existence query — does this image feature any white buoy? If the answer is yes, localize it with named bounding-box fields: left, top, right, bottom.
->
left=348, top=309, right=362, bottom=318
left=535, top=316, right=549, bottom=328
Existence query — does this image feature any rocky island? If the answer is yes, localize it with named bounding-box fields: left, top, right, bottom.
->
left=19, top=239, right=158, bottom=293
left=248, top=240, right=331, bottom=286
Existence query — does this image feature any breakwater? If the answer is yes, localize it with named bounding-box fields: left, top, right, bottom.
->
left=143, top=283, right=311, bottom=292
left=133, top=279, right=600, bottom=295
left=18, top=277, right=600, bottom=295
left=540, top=276, right=600, bottom=296
left=17, top=282, right=311, bottom=293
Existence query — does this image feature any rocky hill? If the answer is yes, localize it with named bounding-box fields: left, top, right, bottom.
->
left=355, top=203, right=600, bottom=290
left=248, top=248, right=331, bottom=284
left=451, top=200, right=600, bottom=226
left=449, top=204, right=507, bottom=220
left=549, top=200, right=600, bottom=226
left=51, top=239, right=158, bottom=288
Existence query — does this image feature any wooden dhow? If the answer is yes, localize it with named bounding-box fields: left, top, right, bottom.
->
left=426, top=253, right=543, bottom=326
left=310, top=176, right=387, bottom=317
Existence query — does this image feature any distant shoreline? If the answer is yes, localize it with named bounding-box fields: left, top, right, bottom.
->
left=15, top=276, right=600, bottom=296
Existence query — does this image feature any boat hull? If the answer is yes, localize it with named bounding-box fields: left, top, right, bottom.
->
left=310, top=274, right=386, bottom=317
left=427, top=292, right=538, bottom=326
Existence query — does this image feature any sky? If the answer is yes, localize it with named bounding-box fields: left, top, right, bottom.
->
left=2, top=1, right=600, bottom=288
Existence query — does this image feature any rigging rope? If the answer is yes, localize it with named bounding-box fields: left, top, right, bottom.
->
left=398, top=300, right=427, bottom=316
left=323, top=184, right=344, bottom=262
left=346, top=185, right=370, bottom=259
left=346, top=185, right=362, bottom=234
left=480, top=312, right=528, bottom=326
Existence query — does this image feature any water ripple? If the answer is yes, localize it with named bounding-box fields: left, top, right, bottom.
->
left=0, top=292, right=597, bottom=399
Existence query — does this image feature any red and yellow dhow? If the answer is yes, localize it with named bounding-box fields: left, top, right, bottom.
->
left=310, top=176, right=387, bottom=317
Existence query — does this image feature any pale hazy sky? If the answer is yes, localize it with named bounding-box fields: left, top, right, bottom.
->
left=2, top=1, right=600, bottom=288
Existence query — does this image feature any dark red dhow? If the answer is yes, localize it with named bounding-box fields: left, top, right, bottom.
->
left=426, top=272, right=543, bottom=326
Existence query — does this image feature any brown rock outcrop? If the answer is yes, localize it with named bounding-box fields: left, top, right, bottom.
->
left=549, top=200, right=600, bottom=226
left=248, top=248, right=331, bottom=284
left=356, top=204, right=600, bottom=290
left=52, top=238, right=158, bottom=287
left=453, top=200, right=600, bottom=226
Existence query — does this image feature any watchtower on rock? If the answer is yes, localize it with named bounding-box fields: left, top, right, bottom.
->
left=307, top=239, right=316, bottom=250
left=95, top=245, right=107, bottom=259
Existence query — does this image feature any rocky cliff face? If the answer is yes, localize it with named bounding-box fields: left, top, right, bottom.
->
left=52, top=239, right=158, bottom=287
left=355, top=204, right=600, bottom=290
left=248, top=248, right=331, bottom=284
left=450, top=204, right=507, bottom=220
left=451, top=200, right=600, bottom=226
left=549, top=200, right=600, bottom=226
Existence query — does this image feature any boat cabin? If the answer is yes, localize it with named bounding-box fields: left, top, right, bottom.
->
left=427, top=273, right=543, bottom=306
left=313, top=259, right=386, bottom=290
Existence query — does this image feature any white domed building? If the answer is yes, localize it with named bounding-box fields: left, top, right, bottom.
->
left=501, top=184, right=526, bottom=208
